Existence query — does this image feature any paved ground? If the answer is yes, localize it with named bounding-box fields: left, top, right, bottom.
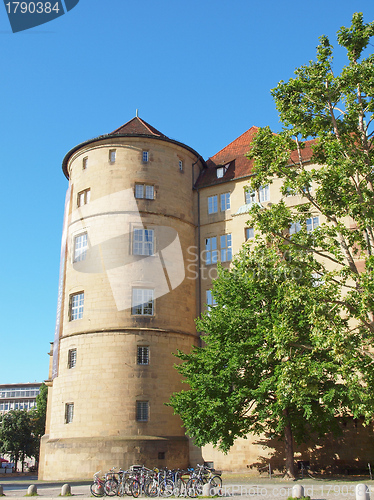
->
left=1, top=474, right=374, bottom=499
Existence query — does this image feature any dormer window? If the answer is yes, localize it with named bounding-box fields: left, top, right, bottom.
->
left=216, top=163, right=229, bottom=179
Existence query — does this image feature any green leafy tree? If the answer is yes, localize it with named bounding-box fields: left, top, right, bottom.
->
left=30, top=383, right=48, bottom=464
left=170, top=244, right=374, bottom=478
left=0, top=410, right=35, bottom=472
left=247, top=12, right=374, bottom=347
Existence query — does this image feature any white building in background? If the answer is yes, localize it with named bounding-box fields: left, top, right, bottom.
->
left=0, top=383, right=41, bottom=413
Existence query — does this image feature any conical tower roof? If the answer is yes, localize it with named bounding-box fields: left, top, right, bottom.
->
left=62, top=116, right=205, bottom=179
left=110, top=116, right=168, bottom=138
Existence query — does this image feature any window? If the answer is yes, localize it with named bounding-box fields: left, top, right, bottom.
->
left=216, top=164, right=229, bottom=178
left=109, top=149, right=116, bottom=163
left=70, top=292, right=84, bottom=321
left=220, top=192, right=230, bottom=211
left=82, top=157, right=88, bottom=169
left=77, top=189, right=90, bottom=207
left=290, top=217, right=319, bottom=235
left=137, top=346, right=149, bottom=365
left=306, top=216, right=320, bottom=233
left=205, top=237, right=217, bottom=265
left=65, top=403, right=74, bottom=423
left=259, top=185, right=270, bottom=202
left=208, top=195, right=218, bottom=214
left=73, top=233, right=88, bottom=262
left=245, top=227, right=254, bottom=240
left=206, top=290, right=217, bottom=311
left=179, top=160, right=183, bottom=171
left=289, top=221, right=302, bottom=235
left=133, top=228, right=154, bottom=256
left=245, top=189, right=256, bottom=204
left=135, top=184, right=154, bottom=200
left=68, top=349, right=77, bottom=369
left=142, top=151, right=149, bottom=163
left=136, top=401, right=149, bottom=422
left=132, top=289, right=154, bottom=316
left=220, top=234, right=232, bottom=262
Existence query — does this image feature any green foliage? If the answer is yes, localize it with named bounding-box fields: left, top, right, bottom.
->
left=286, top=497, right=310, bottom=500
left=170, top=244, right=374, bottom=454
left=247, top=12, right=374, bottom=343
left=0, top=384, right=48, bottom=470
left=170, top=11, right=374, bottom=479
left=0, top=410, right=35, bottom=471
left=29, top=383, right=48, bottom=462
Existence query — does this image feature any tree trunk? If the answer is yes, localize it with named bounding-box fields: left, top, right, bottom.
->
left=283, top=409, right=296, bottom=479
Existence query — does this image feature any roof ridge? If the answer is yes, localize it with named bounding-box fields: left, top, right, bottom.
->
left=208, top=125, right=259, bottom=161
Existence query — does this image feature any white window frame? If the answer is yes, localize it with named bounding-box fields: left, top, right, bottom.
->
left=133, top=228, right=154, bottom=256
left=73, top=233, right=88, bottom=262
left=137, top=346, right=149, bottom=365
left=142, top=151, right=149, bottom=163
left=206, top=290, right=217, bottom=311
left=179, top=159, right=183, bottom=171
left=77, top=189, right=90, bottom=207
left=306, top=216, right=320, bottom=233
left=259, top=185, right=270, bottom=202
left=109, top=149, right=116, bottom=163
left=65, top=403, right=74, bottom=424
left=245, top=227, right=254, bottom=240
left=132, top=289, right=154, bottom=316
left=208, top=195, right=218, bottom=214
left=70, top=292, right=84, bottom=321
left=135, top=184, right=154, bottom=200
left=68, top=348, right=77, bottom=369
left=136, top=401, right=149, bottom=422
left=220, top=234, right=232, bottom=262
left=220, top=192, right=230, bottom=211
left=205, top=237, right=218, bottom=265
left=216, top=164, right=229, bottom=178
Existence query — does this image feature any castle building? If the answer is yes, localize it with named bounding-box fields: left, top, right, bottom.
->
left=40, top=117, right=373, bottom=479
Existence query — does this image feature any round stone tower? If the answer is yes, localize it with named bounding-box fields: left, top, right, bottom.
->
left=39, top=117, right=205, bottom=480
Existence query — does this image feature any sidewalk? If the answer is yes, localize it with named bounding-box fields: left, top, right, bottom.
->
left=1, top=475, right=374, bottom=499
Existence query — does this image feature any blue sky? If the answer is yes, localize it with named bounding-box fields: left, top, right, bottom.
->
left=0, top=0, right=373, bottom=384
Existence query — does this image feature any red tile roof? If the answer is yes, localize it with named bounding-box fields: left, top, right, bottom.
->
left=111, top=116, right=167, bottom=138
left=195, top=127, right=316, bottom=188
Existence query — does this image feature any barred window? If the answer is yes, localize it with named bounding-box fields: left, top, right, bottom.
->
left=136, top=401, right=149, bottom=422
left=109, top=150, right=116, bottom=163
left=65, top=403, right=74, bottom=424
left=68, top=349, right=77, bottom=369
left=137, top=346, right=149, bottom=365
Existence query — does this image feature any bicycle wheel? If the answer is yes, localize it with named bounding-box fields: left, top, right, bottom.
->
left=131, top=479, right=141, bottom=498
left=210, top=475, right=222, bottom=489
left=186, top=478, right=203, bottom=498
left=90, top=482, right=105, bottom=497
left=123, top=478, right=135, bottom=496
left=159, top=478, right=174, bottom=497
left=105, top=478, right=119, bottom=496
left=145, top=478, right=158, bottom=497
